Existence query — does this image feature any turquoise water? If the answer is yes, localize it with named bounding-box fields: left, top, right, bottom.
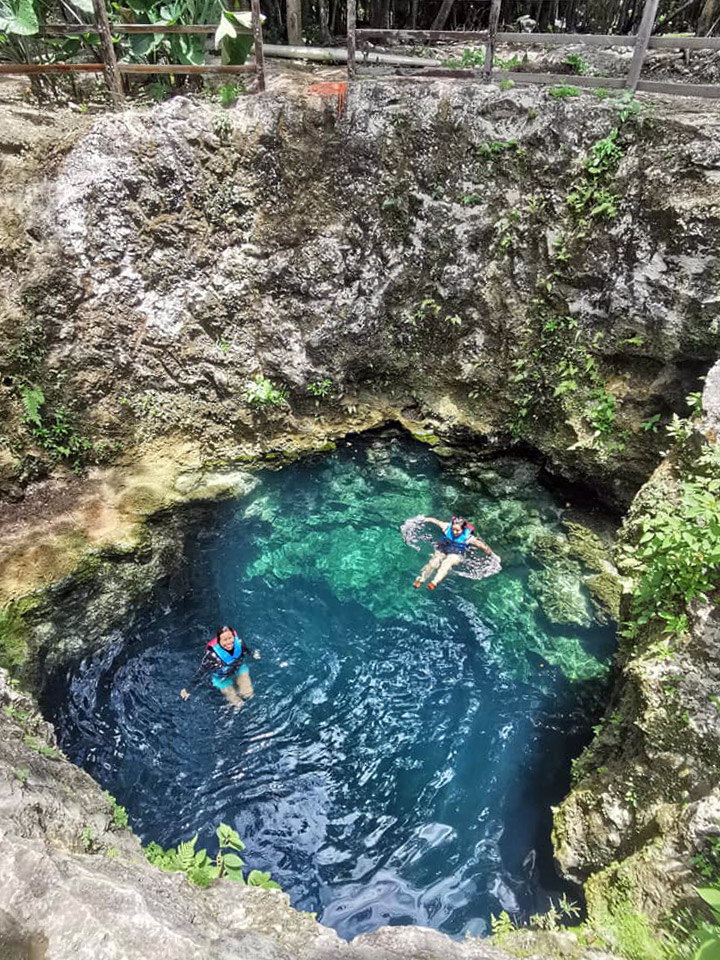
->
left=47, top=436, right=615, bottom=939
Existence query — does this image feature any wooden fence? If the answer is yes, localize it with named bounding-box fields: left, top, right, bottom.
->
left=0, top=0, right=265, bottom=105
left=2, top=0, right=719, bottom=103
left=346, top=0, right=720, bottom=99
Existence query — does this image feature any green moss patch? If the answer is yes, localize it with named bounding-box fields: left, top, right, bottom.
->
left=0, top=594, right=42, bottom=674
left=563, top=521, right=611, bottom=573
left=586, top=572, right=622, bottom=622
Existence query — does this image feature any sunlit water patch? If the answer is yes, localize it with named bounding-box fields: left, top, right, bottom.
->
left=45, top=437, right=616, bottom=939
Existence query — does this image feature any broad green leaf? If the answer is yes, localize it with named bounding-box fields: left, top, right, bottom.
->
left=0, top=0, right=39, bottom=35
left=698, top=888, right=720, bottom=915
left=68, top=0, right=94, bottom=13
left=695, top=935, right=720, bottom=960
left=222, top=853, right=245, bottom=869
left=215, top=11, right=237, bottom=45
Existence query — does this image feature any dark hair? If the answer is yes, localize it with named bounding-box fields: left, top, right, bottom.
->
left=216, top=625, right=234, bottom=641
left=452, top=516, right=467, bottom=529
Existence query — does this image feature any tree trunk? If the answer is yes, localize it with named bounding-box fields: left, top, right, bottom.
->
left=431, top=0, right=455, bottom=30
left=286, top=0, right=302, bottom=44
left=698, top=0, right=720, bottom=32
left=409, top=0, right=418, bottom=26
left=319, top=0, right=331, bottom=40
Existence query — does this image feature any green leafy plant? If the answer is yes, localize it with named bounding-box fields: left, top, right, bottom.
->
left=244, top=375, right=288, bottom=407
left=18, top=384, right=93, bottom=470
left=307, top=379, right=332, bottom=398
left=217, top=80, right=245, bottom=106
left=588, top=387, right=617, bottom=438
left=13, top=766, right=29, bottom=785
left=490, top=910, right=516, bottom=935
left=620, top=405, right=720, bottom=640
left=500, top=79, right=515, bottom=91
left=565, top=52, right=589, bottom=75
left=145, top=823, right=281, bottom=889
left=641, top=414, right=661, bottom=433
left=549, top=84, right=581, bottom=99
left=104, top=791, right=129, bottom=830
left=442, top=45, right=484, bottom=68
left=23, top=735, right=60, bottom=759
left=495, top=52, right=522, bottom=70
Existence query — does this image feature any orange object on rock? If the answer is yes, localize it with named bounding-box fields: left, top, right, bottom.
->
left=307, top=81, right=348, bottom=117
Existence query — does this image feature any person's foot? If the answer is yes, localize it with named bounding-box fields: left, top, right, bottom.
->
left=428, top=582, right=436, bottom=591
left=413, top=579, right=422, bottom=588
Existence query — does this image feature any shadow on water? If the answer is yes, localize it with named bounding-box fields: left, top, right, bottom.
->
left=42, top=436, right=615, bottom=940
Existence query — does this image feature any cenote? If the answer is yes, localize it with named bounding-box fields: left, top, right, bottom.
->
left=45, top=435, right=616, bottom=940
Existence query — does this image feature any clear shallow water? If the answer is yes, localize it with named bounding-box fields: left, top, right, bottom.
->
left=46, top=437, right=615, bottom=940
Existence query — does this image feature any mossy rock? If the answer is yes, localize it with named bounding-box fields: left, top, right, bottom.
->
left=410, top=431, right=440, bottom=446
left=585, top=860, right=668, bottom=960
left=0, top=594, right=42, bottom=674
left=586, top=572, right=622, bottom=623
left=530, top=534, right=569, bottom=565
left=563, top=521, right=610, bottom=573
left=528, top=562, right=592, bottom=628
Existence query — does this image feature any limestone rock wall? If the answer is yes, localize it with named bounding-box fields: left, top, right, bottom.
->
left=2, top=84, right=720, bottom=508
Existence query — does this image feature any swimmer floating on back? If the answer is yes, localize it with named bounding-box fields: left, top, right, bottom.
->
left=180, top=624, right=260, bottom=708
left=413, top=516, right=495, bottom=591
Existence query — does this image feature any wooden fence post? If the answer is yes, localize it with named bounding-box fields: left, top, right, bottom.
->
left=251, top=0, right=265, bottom=92
left=627, top=0, right=660, bottom=91
left=92, top=0, right=123, bottom=107
left=347, top=0, right=357, bottom=78
left=483, top=0, right=500, bottom=81
left=286, top=0, right=302, bottom=45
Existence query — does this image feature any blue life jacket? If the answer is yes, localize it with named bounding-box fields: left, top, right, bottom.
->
left=207, top=633, right=244, bottom=678
left=442, top=522, right=472, bottom=555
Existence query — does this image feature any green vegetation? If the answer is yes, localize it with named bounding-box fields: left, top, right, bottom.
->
left=145, top=823, right=281, bottom=889
left=104, top=791, right=130, bottom=830
left=217, top=80, right=245, bottom=106
left=567, top=128, right=622, bottom=221
left=441, top=46, right=484, bottom=68
left=615, top=395, right=720, bottom=640
left=19, top=385, right=92, bottom=470
left=476, top=139, right=525, bottom=161
left=307, top=379, right=332, bottom=398
left=23, top=735, right=60, bottom=759
left=549, top=84, right=582, bottom=99
left=244, top=375, right=288, bottom=407
left=13, top=767, right=29, bottom=785
left=399, top=297, right=463, bottom=329
left=565, top=52, right=589, bottom=75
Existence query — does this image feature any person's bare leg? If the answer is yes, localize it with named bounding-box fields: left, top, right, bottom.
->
left=221, top=686, right=242, bottom=706
left=416, top=551, right=443, bottom=584
left=430, top=554, right=462, bottom=587
left=236, top=671, right=254, bottom=700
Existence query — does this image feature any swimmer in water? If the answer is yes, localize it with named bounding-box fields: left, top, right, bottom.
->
left=180, top=625, right=260, bottom=707
left=413, top=516, right=493, bottom=591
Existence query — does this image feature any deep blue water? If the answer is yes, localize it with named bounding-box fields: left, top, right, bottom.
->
left=46, top=437, right=615, bottom=940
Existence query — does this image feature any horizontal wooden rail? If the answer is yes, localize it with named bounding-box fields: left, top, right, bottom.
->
left=394, top=66, right=720, bottom=97
left=355, top=27, right=720, bottom=52
left=357, top=28, right=489, bottom=41
left=39, top=23, right=218, bottom=34
left=0, top=61, right=254, bottom=75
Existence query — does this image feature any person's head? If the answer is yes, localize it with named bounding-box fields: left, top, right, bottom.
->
left=451, top=516, right=467, bottom=536
left=216, top=625, right=235, bottom=649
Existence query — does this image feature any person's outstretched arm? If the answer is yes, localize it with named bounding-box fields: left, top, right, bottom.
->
left=469, top=535, right=493, bottom=557
left=180, top=651, right=215, bottom=700
left=425, top=517, right=447, bottom=531
left=241, top=637, right=261, bottom=661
